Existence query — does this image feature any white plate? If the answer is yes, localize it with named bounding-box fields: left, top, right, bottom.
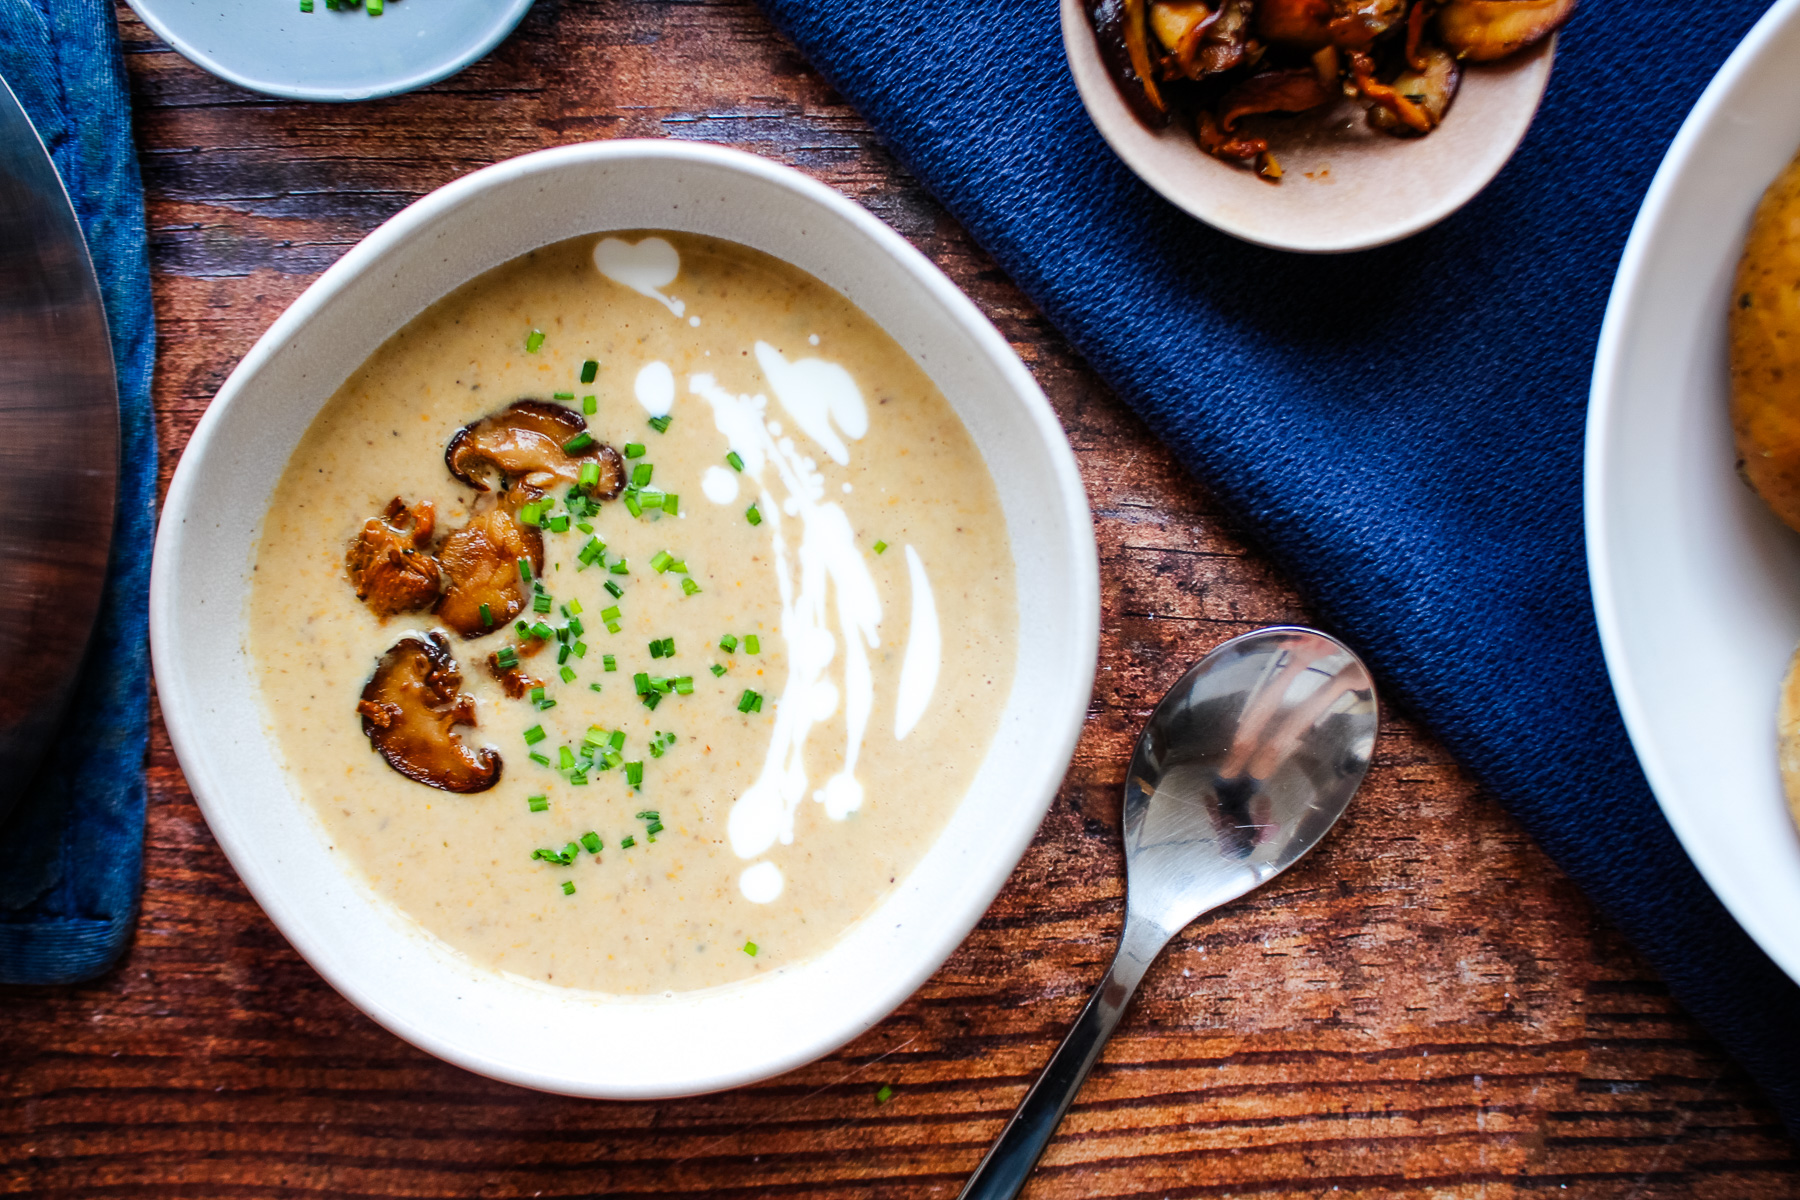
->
left=1587, top=0, right=1800, bottom=984
left=149, top=141, right=1100, bottom=1096
left=123, top=0, right=533, bottom=102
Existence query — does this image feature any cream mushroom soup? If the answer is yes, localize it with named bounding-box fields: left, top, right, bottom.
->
left=248, top=231, right=1018, bottom=993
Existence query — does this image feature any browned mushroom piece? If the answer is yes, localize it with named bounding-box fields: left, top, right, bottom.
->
left=1255, top=0, right=1335, bottom=51
left=1089, top=0, right=1168, bottom=125
left=486, top=635, right=547, bottom=699
left=1435, top=0, right=1574, bottom=61
left=445, top=400, right=625, bottom=499
left=1155, top=0, right=1256, bottom=78
left=435, top=503, right=544, bottom=638
left=356, top=632, right=499, bottom=793
left=1218, top=68, right=1336, bottom=131
left=345, top=497, right=441, bottom=618
left=1367, top=43, right=1461, bottom=135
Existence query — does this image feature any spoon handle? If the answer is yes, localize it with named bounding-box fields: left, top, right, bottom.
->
left=956, top=915, right=1170, bottom=1200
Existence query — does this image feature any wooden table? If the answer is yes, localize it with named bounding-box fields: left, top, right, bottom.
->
left=4, top=3, right=1797, bottom=1195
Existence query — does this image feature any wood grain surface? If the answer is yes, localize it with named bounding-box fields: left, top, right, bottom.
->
left=3, top=2, right=1798, bottom=1196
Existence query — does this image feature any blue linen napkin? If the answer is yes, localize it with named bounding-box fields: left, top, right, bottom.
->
left=0, top=0, right=156, bottom=984
left=754, top=0, right=1800, bottom=1132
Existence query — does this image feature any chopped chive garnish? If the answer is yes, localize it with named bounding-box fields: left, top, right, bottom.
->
left=573, top=641, right=588, bottom=658
left=603, top=654, right=617, bottom=672
left=569, top=617, right=585, bottom=637
left=557, top=644, right=570, bottom=665
left=745, top=504, right=762, bottom=526
left=662, top=493, right=680, bottom=515
left=623, top=492, right=642, bottom=518
left=726, top=451, right=744, bottom=472
left=496, top=646, right=519, bottom=669
left=578, top=537, right=604, bottom=567
left=547, top=514, right=570, bottom=533
left=561, top=666, right=577, bottom=683
left=743, top=941, right=758, bottom=957
left=633, top=671, right=651, bottom=694
left=624, top=443, right=646, bottom=459
left=624, top=761, right=644, bottom=787
left=609, top=730, right=625, bottom=751
left=646, top=821, right=664, bottom=838
left=719, top=634, right=738, bottom=653
left=580, top=359, right=599, bottom=384
left=553, top=392, right=574, bottom=401
left=738, top=689, right=763, bottom=713
left=518, top=560, right=534, bottom=583
left=531, top=620, right=555, bottom=641
left=745, top=635, right=761, bottom=655
left=577, top=461, right=600, bottom=489
left=648, top=414, right=672, bottom=433
left=589, top=682, right=602, bottom=692
left=563, top=432, right=596, bottom=455
left=577, top=521, right=594, bottom=534
left=524, top=725, right=547, bottom=745
left=527, top=794, right=549, bottom=813
left=558, top=746, right=576, bottom=771
left=606, top=621, right=622, bottom=635
left=525, top=329, right=545, bottom=354
left=569, top=770, right=588, bottom=785
left=681, top=577, right=701, bottom=596
left=600, top=605, right=622, bottom=623
left=479, top=602, right=493, bottom=627
left=636, top=809, right=660, bottom=820
left=650, top=550, right=674, bottom=574
left=561, top=881, right=576, bottom=895
left=300, top=0, right=313, bottom=11
left=533, top=593, right=553, bottom=614
left=580, top=831, right=603, bottom=853
left=873, top=540, right=888, bottom=554
left=530, top=751, right=551, bottom=766
left=636, top=489, right=665, bottom=512
left=621, top=835, right=636, bottom=849
left=710, top=663, right=726, bottom=677
left=875, top=1085, right=894, bottom=1104
left=609, top=558, right=630, bottom=576
left=631, top=463, right=654, bottom=488
left=641, top=690, right=661, bottom=711
left=582, top=395, right=597, bottom=415
left=517, top=620, right=530, bottom=635
left=565, top=598, right=582, bottom=615
left=604, top=580, right=624, bottom=598
left=674, top=675, right=694, bottom=695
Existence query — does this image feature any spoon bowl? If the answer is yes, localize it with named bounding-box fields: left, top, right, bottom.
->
left=959, top=626, right=1378, bottom=1199
left=1061, top=0, right=1557, bottom=253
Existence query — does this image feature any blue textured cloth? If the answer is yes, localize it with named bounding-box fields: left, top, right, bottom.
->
left=0, top=0, right=155, bottom=984
left=755, top=0, right=1800, bottom=1133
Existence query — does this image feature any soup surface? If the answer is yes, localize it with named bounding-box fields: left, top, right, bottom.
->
left=249, top=231, right=1016, bottom=994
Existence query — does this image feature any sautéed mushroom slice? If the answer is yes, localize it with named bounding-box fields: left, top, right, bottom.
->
left=345, top=497, right=440, bottom=618
left=436, top=500, right=545, bottom=639
left=486, top=633, right=548, bottom=699
left=446, top=399, right=626, bottom=499
left=356, top=632, right=500, bottom=793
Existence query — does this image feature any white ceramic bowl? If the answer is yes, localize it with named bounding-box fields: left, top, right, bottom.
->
left=1060, top=0, right=1556, bottom=253
left=1587, top=0, right=1800, bottom=985
left=150, top=140, right=1099, bottom=1096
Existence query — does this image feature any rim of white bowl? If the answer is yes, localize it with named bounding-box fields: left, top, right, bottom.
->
left=119, top=0, right=535, bottom=103
left=149, top=139, right=1100, bottom=1095
left=1586, top=0, right=1800, bottom=983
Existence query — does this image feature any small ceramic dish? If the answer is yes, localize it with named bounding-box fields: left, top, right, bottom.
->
left=1587, top=0, right=1800, bottom=985
left=1060, top=0, right=1555, bottom=253
left=122, top=0, right=533, bottom=102
left=149, top=140, right=1099, bottom=1097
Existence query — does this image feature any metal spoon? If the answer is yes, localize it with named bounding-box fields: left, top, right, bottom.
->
left=957, top=626, right=1379, bottom=1200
